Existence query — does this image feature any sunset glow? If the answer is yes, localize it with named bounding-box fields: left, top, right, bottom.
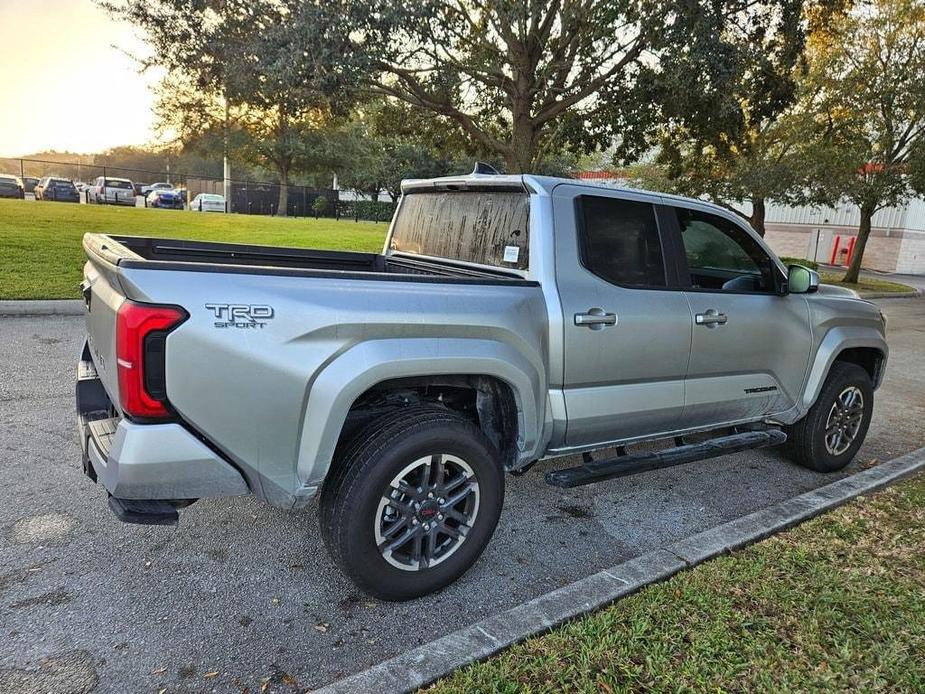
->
left=0, top=0, right=163, bottom=156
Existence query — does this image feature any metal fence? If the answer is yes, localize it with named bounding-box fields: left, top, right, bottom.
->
left=0, top=156, right=386, bottom=218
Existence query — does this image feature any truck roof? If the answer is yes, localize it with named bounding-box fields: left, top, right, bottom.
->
left=401, top=173, right=737, bottom=221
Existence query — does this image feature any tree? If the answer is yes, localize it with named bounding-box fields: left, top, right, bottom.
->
left=106, top=0, right=368, bottom=215
left=356, top=0, right=800, bottom=173
left=336, top=101, right=457, bottom=201
left=801, top=0, right=925, bottom=283
left=616, top=0, right=805, bottom=236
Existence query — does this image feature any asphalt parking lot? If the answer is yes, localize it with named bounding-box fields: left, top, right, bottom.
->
left=1, top=297, right=923, bottom=693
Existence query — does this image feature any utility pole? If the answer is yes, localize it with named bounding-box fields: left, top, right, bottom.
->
left=223, top=97, right=231, bottom=213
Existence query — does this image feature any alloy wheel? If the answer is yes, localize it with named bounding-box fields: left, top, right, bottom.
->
left=374, top=454, right=480, bottom=571
left=824, top=385, right=865, bottom=456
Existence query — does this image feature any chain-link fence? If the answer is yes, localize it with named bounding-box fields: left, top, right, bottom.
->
left=0, top=156, right=401, bottom=220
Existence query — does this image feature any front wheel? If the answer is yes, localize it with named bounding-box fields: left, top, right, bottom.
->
left=783, top=362, right=873, bottom=472
left=320, top=406, right=504, bottom=601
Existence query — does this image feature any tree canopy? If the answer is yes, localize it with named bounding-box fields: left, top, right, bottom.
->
left=354, top=0, right=806, bottom=173
left=798, top=0, right=925, bottom=281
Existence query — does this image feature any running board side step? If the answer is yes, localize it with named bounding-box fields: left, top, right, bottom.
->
left=545, top=429, right=788, bottom=488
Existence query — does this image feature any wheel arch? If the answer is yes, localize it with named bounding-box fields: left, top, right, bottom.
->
left=801, top=327, right=887, bottom=413
left=294, top=338, right=546, bottom=490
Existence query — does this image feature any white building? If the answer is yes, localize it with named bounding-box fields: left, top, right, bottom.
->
left=763, top=199, right=925, bottom=275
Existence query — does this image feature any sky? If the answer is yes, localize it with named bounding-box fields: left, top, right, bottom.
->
left=0, top=0, right=162, bottom=157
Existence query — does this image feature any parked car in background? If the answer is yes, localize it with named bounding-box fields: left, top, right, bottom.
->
left=35, top=177, right=80, bottom=203
left=75, top=182, right=91, bottom=194
left=142, top=182, right=174, bottom=196
left=191, top=193, right=225, bottom=212
left=22, top=176, right=40, bottom=193
left=90, top=177, right=136, bottom=205
left=0, top=175, right=25, bottom=199
left=146, top=188, right=184, bottom=209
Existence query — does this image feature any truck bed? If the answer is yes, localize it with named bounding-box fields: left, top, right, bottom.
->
left=85, top=234, right=525, bottom=282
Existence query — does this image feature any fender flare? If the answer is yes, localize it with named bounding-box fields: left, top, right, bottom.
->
left=801, top=326, right=888, bottom=412
left=294, top=337, right=546, bottom=488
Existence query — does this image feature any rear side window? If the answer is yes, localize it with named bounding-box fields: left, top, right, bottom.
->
left=390, top=191, right=530, bottom=270
left=107, top=180, right=134, bottom=189
left=577, top=195, right=666, bottom=288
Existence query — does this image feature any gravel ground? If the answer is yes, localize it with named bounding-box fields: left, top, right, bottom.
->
left=1, top=298, right=923, bottom=693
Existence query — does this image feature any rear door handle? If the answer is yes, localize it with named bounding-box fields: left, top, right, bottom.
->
left=695, top=309, right=727, bottom=327
left=575, top=309, right=617, bottom=329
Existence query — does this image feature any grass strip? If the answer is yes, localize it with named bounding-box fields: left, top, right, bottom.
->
left=428, top=472, right=925, bottom=693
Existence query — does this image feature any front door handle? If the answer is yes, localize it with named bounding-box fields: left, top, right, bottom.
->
left=695, top=309, right=728, bottom=327
left=575, top=309, right=617, bottom=329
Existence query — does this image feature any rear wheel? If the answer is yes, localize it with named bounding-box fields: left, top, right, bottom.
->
left=320, top=406, right=504, bottom=601
left=783, top=362, right=873, bottom=472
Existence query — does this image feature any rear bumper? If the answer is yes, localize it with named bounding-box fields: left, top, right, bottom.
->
left=77, top=342, right=249, bottom=500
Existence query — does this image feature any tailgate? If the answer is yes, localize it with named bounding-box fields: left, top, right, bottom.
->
left=81, top=253, right=126, bottom=412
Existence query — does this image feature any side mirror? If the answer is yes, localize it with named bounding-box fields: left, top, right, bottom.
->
left=787, top=264, right=819, bottom=294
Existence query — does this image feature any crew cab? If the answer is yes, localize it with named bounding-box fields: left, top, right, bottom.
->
left=76, top=171, right=888, bottom=600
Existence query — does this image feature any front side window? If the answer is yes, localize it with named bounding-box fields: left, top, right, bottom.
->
left=577, top=195, right=666, bottom=288
left=390, top=191, right=530, bottom=270
left=676, top=208, right=777, bottom=293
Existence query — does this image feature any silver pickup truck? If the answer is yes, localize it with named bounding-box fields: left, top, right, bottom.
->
left=77, top=172, right=888, bottom=600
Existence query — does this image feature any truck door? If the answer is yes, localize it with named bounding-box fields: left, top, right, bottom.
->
left=664, top=204, right=813, bottom=428
left=553, top=186, right=693, bottom=447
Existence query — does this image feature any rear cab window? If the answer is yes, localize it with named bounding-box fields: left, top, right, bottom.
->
left=389, top=191, right=530, bottom=270
left=576, top=195, right=666, bottom=288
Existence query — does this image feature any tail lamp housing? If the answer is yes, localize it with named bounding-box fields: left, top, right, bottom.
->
left=116, top=300, right=188, bottom=420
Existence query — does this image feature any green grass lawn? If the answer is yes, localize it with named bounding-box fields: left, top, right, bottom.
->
left=819, top=271, right=916, bottom=295
left=429, top=472, right=925, bottom=692
left=0, top=198, right=386, bottom=299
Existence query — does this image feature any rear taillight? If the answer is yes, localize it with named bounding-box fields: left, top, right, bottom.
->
left=116, top=300, right=188, bottom=420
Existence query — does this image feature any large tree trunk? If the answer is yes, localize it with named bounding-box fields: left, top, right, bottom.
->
left=749, top=196, right=766, bottom=237
left=506, top=104, right=536, bottom=173
left=843, top=204, right=874, bottom=284
left=276, top=165, right=289, bottom=217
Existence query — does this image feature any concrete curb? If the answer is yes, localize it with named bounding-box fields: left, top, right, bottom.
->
left=317, top=446, right=925, bottom=694
left=0, top=300, right=83, bottom=316
left=859, top=289, right=922, bottom=300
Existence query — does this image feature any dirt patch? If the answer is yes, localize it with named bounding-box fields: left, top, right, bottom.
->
left=557, top=504, right=594, bottom=519
left=8, top=513, right=75, bottom=545
left=0, top=650, right=98, bottom=694
left=9, top=588, right=72, bottom=609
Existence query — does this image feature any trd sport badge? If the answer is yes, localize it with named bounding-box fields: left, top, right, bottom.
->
left=206, top=303, right=274, bottom=329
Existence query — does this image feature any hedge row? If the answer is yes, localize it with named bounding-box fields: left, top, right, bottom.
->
left=336, top=200, right=397, bottom=222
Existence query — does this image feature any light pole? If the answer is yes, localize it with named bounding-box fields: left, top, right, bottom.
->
left=223, top=98, right=231, bottom=213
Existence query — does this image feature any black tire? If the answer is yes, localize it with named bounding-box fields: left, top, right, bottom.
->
left=783, top=362, right=873, bottom=472
left=319, top=406, right=504, bottom=601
